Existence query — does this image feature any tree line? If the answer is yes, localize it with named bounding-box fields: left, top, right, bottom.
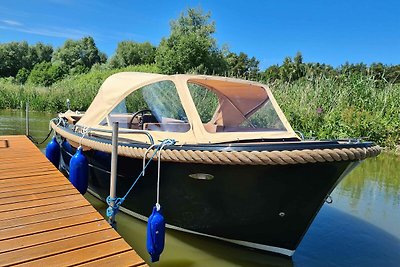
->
left=1, top=8, right=399, bottom=87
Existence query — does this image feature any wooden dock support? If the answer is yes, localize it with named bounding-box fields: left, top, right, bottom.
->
left=25, top=102, right=29, bottom=136
left=0, top=135, right=147, bottom=266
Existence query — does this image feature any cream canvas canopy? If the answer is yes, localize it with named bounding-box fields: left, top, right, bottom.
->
left=76, top=72, right=299, bottom=144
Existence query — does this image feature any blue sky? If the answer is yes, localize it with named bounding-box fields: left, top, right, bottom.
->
left=1, top=0, right=399, bottom=69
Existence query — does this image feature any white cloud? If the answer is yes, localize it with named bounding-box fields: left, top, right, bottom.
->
left=1, top=19, right=23, bottom=26
left=0, top=21, right=90, bottom=39
left=0, top=17, right=140, bottom=43
left=19, top=26, right=89, bottom=39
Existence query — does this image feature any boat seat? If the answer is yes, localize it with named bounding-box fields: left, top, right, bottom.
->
left=204, top=123, right=227, bottom=133
left=143, top=123, right=190, bottom=132
left=204, top=123, right=217, bottom=133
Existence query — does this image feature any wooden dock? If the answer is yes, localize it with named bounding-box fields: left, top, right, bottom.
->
left=0, top=135, right=147, bottom=266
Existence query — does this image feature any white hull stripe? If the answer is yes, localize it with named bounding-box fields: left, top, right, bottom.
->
left=88, top=189, right=295, bottom=257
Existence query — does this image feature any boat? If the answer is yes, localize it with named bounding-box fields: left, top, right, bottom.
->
left=50, top=72, right=381, bottom=256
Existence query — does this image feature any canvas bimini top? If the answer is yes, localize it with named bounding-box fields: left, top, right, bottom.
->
left=76, top=72, right=300, bottom=145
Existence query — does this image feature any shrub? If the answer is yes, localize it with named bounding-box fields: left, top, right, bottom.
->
left=27, top=62, right=67, bottom=86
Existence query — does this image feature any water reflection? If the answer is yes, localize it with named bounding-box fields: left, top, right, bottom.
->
left=338, top=153, right=400, bottom=205
left=0, top=109, right=54, bottom=150
left=332, top=154, right=400, bottom=238
left=1, top=109, right=399, bottom=266
left=295, top=205, right=400, bottom=267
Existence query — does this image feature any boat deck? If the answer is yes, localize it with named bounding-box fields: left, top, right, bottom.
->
left=0, top=135, right=147, bottom=266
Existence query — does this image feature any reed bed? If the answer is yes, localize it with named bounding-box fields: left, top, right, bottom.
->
left=271, top=76, right=400, bottom=148
left=0, top=70, right=398, bottom=148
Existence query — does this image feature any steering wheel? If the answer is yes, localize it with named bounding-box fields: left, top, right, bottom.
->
left=129, top=109, right=153, bottom=129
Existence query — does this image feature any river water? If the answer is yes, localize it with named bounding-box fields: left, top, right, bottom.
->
left=1, top=109, right=399, bottom=267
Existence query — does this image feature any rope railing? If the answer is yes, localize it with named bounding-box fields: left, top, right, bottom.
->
left=51, top=120, right=381, bottom=166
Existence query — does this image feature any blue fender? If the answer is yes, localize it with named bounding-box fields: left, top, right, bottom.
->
left=69, top=147, right=89, bottom=195
left=61, top=139, right=73, bottom=154
left=147, top=205, right=165, bottom=262
left=45, top=136, right=60, bottom=168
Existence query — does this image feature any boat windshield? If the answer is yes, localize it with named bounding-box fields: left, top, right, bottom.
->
left=188, top=80, right=286, bottom=133
left=102, top=80, right=190, bottom=132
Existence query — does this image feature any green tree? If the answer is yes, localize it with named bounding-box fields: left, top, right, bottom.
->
left=278, top=52, right=306, bottom=82
left=261, top=65, right=280, bottom=83
left=110, top=41, right=156, bottom=68
left=339, top=62, right=368, bottom=77
left=155, top=8, right=226, bottom=74
left=386, top=65, right=400, bottom=83
left=27, top=62, right=66, bottom=86
left=27, top=42, right=53, bottom=68
left=52, top=36, right=106, bottom=74
left=15, top=68, right=30, bottom=84
left=303, top=63, right=336, bottom=80
left=0, top=41, right=53, bottom=78
left=225, top=51, right=260, bottom=79
left=279, top=56, right=294, bottom=82
left=0, top=41, right=29, bottom=77
left=99, top=51, right=108, bottom=65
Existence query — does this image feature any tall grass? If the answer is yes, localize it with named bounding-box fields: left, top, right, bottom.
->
left=0, top=67, right=398, bottom=148
left=271, top=75, right=400, bottom=148
left=0, top=64, right=159, bottom=112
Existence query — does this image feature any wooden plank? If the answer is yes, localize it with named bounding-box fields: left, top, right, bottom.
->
left=0, top=212, right=103, bottom=241
left=0, top=188, right=77, bottom=205
left=17, top=239, right=142, bottom=267
left=0, top=205, right=96, bottom=230
left=0, top=163, right=55, bottom=172
left=0, top=229, right=121, bottom=266
left=0, top=172, right=65, bottom=183
left=0, top=173, right=67, bottom=185
left=0, top=175, right=66, bottom=187
left=0, top=155, right=49, bottom=161
left=0, top=220, right=111, bottom=254
left=0, top=184, right=75, bottom=198
left=0, top=169, right=60, bottom=180
left=77, top=251, right=146, bottom=267
left=0, top=135, right=145, bottom=266
left=4, top=164, right=58, bottom=172
left=0, top=194, right=85, bottom=212
left=0, top=165, right=52, bottom=174
left=0, top=180, right=69, bottom=194
left=0, top=161, right=50, bottom=169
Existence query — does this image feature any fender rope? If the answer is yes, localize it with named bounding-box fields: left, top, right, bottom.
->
left=51, top=121, right=381, bottom=166
left=106, top=139, right=176, bottom=218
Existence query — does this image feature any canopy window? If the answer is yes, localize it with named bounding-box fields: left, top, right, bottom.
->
left=188, top=79, right=286, bottom=133
left=101, top=80, right=190, bottom=133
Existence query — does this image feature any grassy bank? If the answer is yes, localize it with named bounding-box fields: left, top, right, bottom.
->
left=0, top=68, right=399, bottom=148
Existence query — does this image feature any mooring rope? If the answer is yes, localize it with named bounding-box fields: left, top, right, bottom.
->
left=28, top=117, right=65, bottom=145
left=27, top=128, right=53, bottom=145
left=106, top=139, right=176, bottom=218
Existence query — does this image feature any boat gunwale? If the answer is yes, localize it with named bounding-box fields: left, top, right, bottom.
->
left=57, top=123, right=376, bottom=153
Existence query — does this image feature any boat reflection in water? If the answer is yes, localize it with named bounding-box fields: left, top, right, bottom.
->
left=52, top=72, right=381, bottom=256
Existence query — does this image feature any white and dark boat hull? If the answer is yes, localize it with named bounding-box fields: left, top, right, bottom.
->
left=59, top=138, right=361, bottom=256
